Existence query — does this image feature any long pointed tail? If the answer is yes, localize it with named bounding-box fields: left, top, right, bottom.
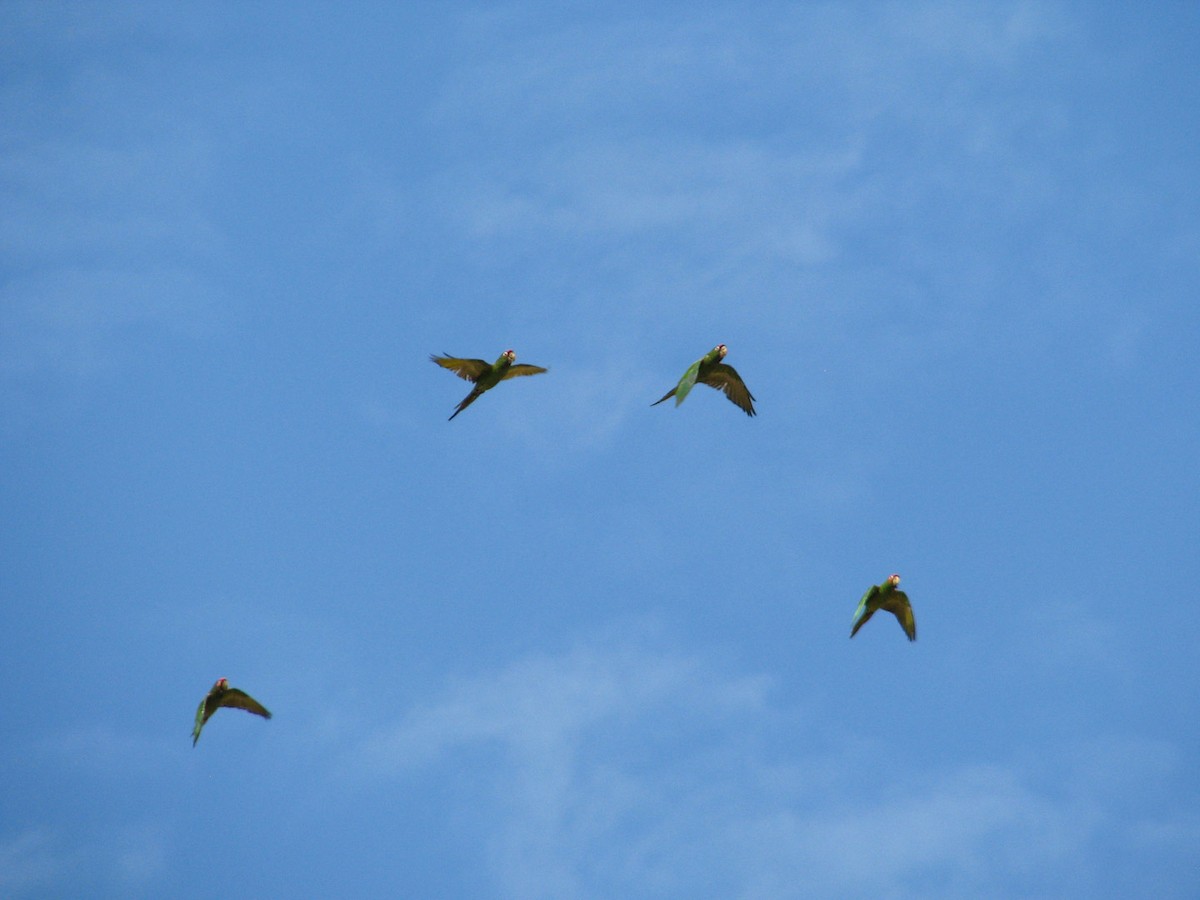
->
left=449, top=388, right=483, bottom=420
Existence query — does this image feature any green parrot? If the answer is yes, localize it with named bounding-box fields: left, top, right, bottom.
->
left=651, top=344, right=756, bottom=416
left=431, top=349, right=548, bottom=420
left=850, top=574, right=916, bottom=641
left=192, top=678, right=272, bottom=746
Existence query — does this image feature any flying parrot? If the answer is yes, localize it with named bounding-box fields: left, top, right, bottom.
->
left=850, top=574, right=916, bottom=642
left=192, top=678, right=273, bottom=746
left=651, top=344, right=756, bottom=416
left=431, top=349, right=548, bottom=420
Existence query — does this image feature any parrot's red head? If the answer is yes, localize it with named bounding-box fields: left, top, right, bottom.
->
left=888, top=574, right=901, bottom=586
left=716, top=344, right=727, bottom=358
left=503, top=349, right=516, bottom=361
left=214, top=677, right=229, bottom=690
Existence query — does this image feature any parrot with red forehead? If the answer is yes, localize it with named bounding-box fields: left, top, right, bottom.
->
left=651, top=344, right=756, bottom=416
left=850, top=574, right=917, bottom=641
left=192, top=678, right=272, bottom=746
left=431, top=349, right=548, bottom=420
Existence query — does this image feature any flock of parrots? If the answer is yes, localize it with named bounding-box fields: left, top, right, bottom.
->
left=192, top=344, right=917, bottom=746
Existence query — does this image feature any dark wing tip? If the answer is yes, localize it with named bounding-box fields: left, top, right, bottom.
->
left=849, top=611, right=870, bottom=638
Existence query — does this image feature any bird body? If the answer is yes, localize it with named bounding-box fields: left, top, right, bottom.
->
left=652, top=344, right=756, bottom=416
left=192, top=678, right=272, bottom=746
left=431, top=349, right=548, bottom=420
left=850, top=574, right=916, bottom=641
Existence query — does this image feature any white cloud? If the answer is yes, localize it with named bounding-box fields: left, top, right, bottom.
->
left=0, top=39, right=224, bottom=397
left=359, top=638, right=773, bottom=897
left=406, top=1, right=1113, bottom=360
left=1, top=265, right=215, bottom=381
left=110, top=823, right=170, bottom=887
left=730, top=765, right=1089, bottom=898
left=353, top=635, right=1197, bottom=897
left=0, top=823, right=172, bottom=898
left=496, top=356, right=659, bottom=456
left=443, top=137, right=862, bottom=268
left=363, top=640, right=770, bottom=774
left=0, top=830, right=65, bottom=897
left=32, top=724, right=178, bottom=776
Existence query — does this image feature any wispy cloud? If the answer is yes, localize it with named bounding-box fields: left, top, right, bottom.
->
left=109, top=822, right=170, bottom=888
left=1, top=265, right=215, bottom=380
left=0, top=830, right=65, bottom=898
left=496, top=356, right=661, bottom=457
left=357, top=637, right=773, bottom=897
left=407, top=2, right=1104, bottom=360
left=353, top=635, right=1197, bottom=897
left=361, top=639, right=770, bottom=774
left=0, top=824, right=171, bottom=898
left=30, top=724, right=179, bottom=776
left=731, top=765, right=1089, bottom=898
left=0, top=20, right=224, bottom=404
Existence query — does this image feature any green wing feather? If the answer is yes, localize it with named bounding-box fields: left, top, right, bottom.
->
left=699, top=363, right=756, bottom=416
left=500, top=364, right=548, bottom=380
left=850, top=585, right=916, bottom=641
left=653, top=351, right=755, bottom=414
left=882, top=591, right=917, bottom=641
left=192, top=686, right=272, bottom=746
left=672, top=359, right=703, bottom=405
left=652, top=358, right=702, bottom=407
left=218, top=688, right=273, bottom=719
left=192, top=697, right=210, bottom=746
left=849, top=585, right=879, bottom=638
left=431, top=354, right=490, bottom=382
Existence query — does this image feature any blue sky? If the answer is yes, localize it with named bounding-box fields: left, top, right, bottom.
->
left=2, top=2, right=1198, bottom=897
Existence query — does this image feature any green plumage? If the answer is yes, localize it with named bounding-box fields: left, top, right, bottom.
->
left=652, top=344, right=756, bottom=416
left=192, top=678, right=272, bottom=746
left=431, top=349, right=548, bottom=420
left=850, top=574, right=917, bottom=642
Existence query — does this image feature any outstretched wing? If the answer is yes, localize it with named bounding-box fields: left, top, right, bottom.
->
left=192, top=696, right=211, bottom=746
left=672, top=359, right=703, bottom=406
left=431, top=354, right=490, bottom=382
left=699, top=363, right=756, bottom=416
left=882, top=591, right=916, bottom=641
left=652, top=359, right=703, bottom=407
left=500, top=364, right=548, bottom=380
left=849, top=586, right=879, bottom=638
left=218, top=688, right=273, bottom=720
